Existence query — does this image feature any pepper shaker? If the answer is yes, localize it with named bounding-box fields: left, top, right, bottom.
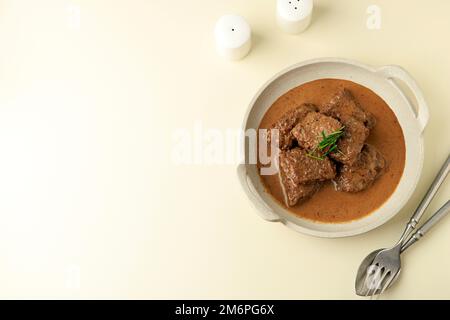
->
left=276, top=0, right=313, bottom=34
left=214, top=14, right=252, bottom=60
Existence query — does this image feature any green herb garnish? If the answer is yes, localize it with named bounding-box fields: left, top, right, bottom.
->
left=307, top=126, right=345, bottom=160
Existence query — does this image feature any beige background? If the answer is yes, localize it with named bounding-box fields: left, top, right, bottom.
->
left=0, top=0, right=449, bottom=299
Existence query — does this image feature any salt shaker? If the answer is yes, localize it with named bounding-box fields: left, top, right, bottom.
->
left=214, top=14, right=252, bottom=60
left=276, top=0, right=313, bottom=34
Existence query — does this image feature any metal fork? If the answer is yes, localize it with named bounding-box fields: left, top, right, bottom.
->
left=363, top=200, right=450, bottom=297
left=359, top=154, right=450, bottom=297
left=364, top=200, right=450, bottom=297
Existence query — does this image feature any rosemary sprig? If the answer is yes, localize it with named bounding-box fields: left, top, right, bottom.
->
left=307, top=126, right=345, bottom=160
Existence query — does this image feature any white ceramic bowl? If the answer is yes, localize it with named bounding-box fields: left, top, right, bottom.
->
left=237, top=58, right=429, bottom=238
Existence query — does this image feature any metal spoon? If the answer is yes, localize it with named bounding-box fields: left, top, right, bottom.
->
left=355, top=200, right=450, bottom=296
left=355, top=154, right=450, bottom=296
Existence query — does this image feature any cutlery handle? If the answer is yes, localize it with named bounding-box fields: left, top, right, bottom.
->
left=401, top=200, right=450, bottom=252
left=399, top=154, right=450, bottom=244
left=411, top=154, right=450, bottom=224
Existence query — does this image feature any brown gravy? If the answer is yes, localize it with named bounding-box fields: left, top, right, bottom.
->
left=258, top=79, right=405, bottom=223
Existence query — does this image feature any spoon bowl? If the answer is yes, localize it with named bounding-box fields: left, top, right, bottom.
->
left=355, top=249, right=382, bottom=296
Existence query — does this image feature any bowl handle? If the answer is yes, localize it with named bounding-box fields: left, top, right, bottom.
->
left=377, top=65, right=429, bottom=133
left=237, top=164, right=280, bottom=222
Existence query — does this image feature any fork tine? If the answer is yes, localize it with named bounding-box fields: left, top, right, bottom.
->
left=367, top=268, right=390, bottom=297
left=379, top=271, right=396, bottom=295
left=364, top=265, right=384, bottom=297
left=370, top=270, right=392, bottom=300
left=372, top=270, right=388, bottom=296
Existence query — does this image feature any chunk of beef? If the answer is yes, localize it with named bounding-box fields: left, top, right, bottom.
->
left=291, top=112, right=342, bottom=151
left=278, top=176, right=321, bottom=207
left=278, top=148, right=335, bottom=206
left=335, top=144, right=386, bottom=192
left=320, top=89, right=376, bottom=129
left=268, top=103, right=317, bottom=150
left=279, top=148, right=336, bottom=185
left=330, top=117, right=369, bottom=165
